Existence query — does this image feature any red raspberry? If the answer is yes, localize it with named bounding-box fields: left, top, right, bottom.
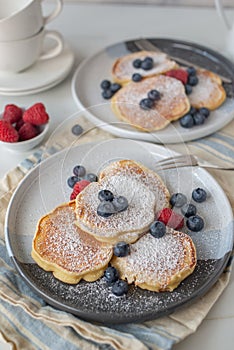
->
left=70, top=180, right=90, bottom=200
left=2, top=104, right=22, bottom=124
left=156, top=207, right=184, bottom=230
left=165, top=69, right=188, bottom=85
left=0, top=120, right=19, bottom=143
left=18, top=122, right=38, bottom=141
left=23, top=103, right=49, bottom=125
left=15, top=118, right=25, bottom=131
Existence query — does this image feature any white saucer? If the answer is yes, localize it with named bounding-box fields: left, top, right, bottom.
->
left=0, top=46, right=74, bottom=96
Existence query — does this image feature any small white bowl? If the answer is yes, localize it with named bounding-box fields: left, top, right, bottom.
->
left=0, top=122, right=50, bottom=152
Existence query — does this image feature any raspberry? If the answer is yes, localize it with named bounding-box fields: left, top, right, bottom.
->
left=18, top=122, right=38, bottom=141
left=0, top=120, right=19, bottom=143
left=15, top=118, right=24, bottom=131
left=70, top=180, right=90, bottom=200
left=23, top=103, right=49, bottom=125
left=165, top=69, right=188, bottom=85
left=3, top=104, right=22, bottom=124
left=156, top=207, right=184, bottom=230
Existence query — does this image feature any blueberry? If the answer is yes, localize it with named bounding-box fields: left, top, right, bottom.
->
left=86, top=173, right=98, bottom=182
left=97, top=201, right=115, bottom=217
left=110, top=83, right=121, bottom=93
left=193, top=111, right=206, bottom=125
left=188, top=75, right=199, bottom=86
left=132, top=73, right=142, bottom=82
left=147, top=89, right=161, bottom=101
left=139, top=98, right=154, bottom=110
left=104, top=266, right=119, bottom=283
left=187, top=66, right=197, bottom=76
left=98, top=189, right=114, bottom=202
left=100, top=80, right=111, bottom=90
left=102, top=89, right=113, bottom=99
left=71, top=124, right=83, bottom=136
left=181, top=203, right=197, bottom=217
left=67, top=176, right=80, bottom=188
left=186, top=215, right=204, bottom=232
left=73, top=165, right=86, bottom=177
left=113, top=241, right=130, bottom=257
left=185, top=84, right=193, bottom=95
left=112, top=279, right=128, bottom=296
left=189, top=106, right=197, bottom=116
left=150, top=220, right=166, bottom=238
left=192, top=188, right=207, bottom=203
left=170, top=193, right=187, bottom=208
left=179, top=114, right=194, bottom=128
left=199, top=107, right=210, bottom=118
left=112, top=196, right=128, bottom=212
left=141, top=57, right=154, bottom=70
left=132, top=58, right=142, bottom=68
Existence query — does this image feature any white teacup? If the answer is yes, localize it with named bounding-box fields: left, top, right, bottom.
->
left=0, top=28, right=64, bottom=73
left=0, top=0, right=63, bottom=41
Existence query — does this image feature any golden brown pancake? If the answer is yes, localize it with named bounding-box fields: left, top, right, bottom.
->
left=111, top=75, right=190, bottom=131
left=188, top=69, right=226, bottom=110
left=31, top=201, right=113, bottom=284
left=111, top=228, right=196, bottom=292
left=112, top=51, right=177, bottom=84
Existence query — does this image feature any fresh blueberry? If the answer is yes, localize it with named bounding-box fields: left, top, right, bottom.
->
left=112, top=279, right=128, bottom=296
left=170, top=193, right=187, bottom=208
left=113, top=241, right=130, bottom=257
left=104, top=266, right=119, bottom=283
left=193, top=111, right=206, bottom=125
left=100, top=80, right=111, bottom=90
left=150, top=220, right=166, bottom=238
left=147, top=89, right=161, bottom=101
left=110, top=83, right=121, bottom=93
left=181, top=203, right=197, bottom=217
left=98, top=189, right=114, bottom=202
left=188, top=75, right=199, bottom=86
left=139, top=98, right=154, bottom=110
left=189, top=106, right=197, bottom=116
left=192, top=188, right=207, bottom=203
left=67, top=176, right=80, bottom=188
left=86, top=173, right=98, bottom=182
left=185, top=84, right=193, bottom=95
left=186, top=215, right=204, bottom=232
left=199, top=107, right=210, bottom=118
left=97, top=201, right=116, bottom=217
left=187, top=66, right=197, bottom=76
left=102, top=89, right=113, bottom=99
left=73, top=165, right=86, bottom=177
left=132, top=73, right=142, bottom=82
left=141, top=57, right=154, bottom=70
left=112, top=196, right=128, bottom=212
left=179, top=114, right=194, bottom=128
left=71, top=124, right=83, bottom=136
left=132, top=58, right=142, bottom=68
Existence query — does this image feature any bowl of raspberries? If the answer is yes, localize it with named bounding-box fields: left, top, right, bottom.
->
left=0, top=102, right=50, bottom=152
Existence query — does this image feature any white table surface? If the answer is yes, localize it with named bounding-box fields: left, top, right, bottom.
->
left=0, top=2, right=233, bottom=350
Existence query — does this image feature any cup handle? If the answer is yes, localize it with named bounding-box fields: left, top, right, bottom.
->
left=41, top=0, right=63, bottom=25
left=39, top=30, right=64, bottom=60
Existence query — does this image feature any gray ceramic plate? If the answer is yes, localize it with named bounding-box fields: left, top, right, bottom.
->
left=5, top=139, right=234, bottom=323
left=71, top=38, right=234, bottom=144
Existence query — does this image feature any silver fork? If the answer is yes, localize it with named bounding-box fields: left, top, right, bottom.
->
left=154, top=154, right=234, bottom=171
left=133, top=38, right=233, bottom=84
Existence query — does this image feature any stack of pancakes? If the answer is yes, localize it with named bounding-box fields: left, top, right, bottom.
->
left=32, top=160, right=196, bottom=292
left=111, top=51, right=226, bottom=131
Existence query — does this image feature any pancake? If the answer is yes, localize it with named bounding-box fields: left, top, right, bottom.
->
left=31, top=201, right=113, bottom=284
left=75, top=160, right=170, bottom=244
left=112, top=51, right=177, bottom=84
left=188, top=69, right=226, bottom=110
left=111, top=75, right=190, bottom=131
left=111, top=228, right=197, bottom=292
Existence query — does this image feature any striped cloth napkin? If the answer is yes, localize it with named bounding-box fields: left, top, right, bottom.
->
left=0, top=115, right=233, bottom=350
